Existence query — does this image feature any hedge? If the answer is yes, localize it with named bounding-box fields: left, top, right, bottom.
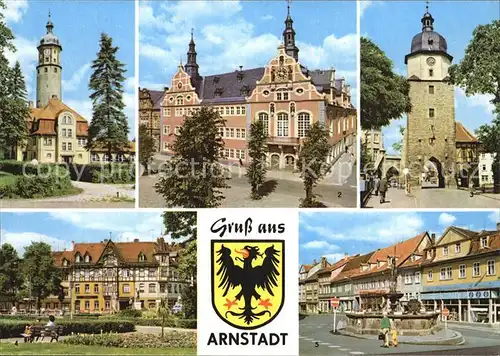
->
left=62, top=331, right=196, bottom=349
left=65, top=163, right=134, bottom=184
left=0, top=319, right=134, bottom=339
left=0, top=160, right=69, bottom=177
left=99, top=316, right=196, bottom=329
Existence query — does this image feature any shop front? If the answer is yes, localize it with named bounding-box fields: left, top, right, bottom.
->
left=421, top=288, right=499, bottom=324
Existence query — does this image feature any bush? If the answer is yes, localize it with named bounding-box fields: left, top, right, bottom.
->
left=0, top=319, right=134, bottom=339
left=66, top=163, right=134, bottom=184
left=116, top=309, right=142, bottom=318
left=62, top=331, right=196, bottom=349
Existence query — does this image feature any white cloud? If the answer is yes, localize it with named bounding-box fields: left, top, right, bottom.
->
left=359, top=1, right=384, bottom=17
left=125, top=76, right=136, bottom=92
left=438, top=213, right=457, bottom=226
left=260, top=14, right=273, bottom=21
left=455, top=87, right=495, bottom=114
left=64, top=99, right=93, bottom=121
left=62, top=63, right=91, bottom=92
left=302, top=240, right=339, bottom=251
left=302, top=212, right=425, bottom=244
left=1, top=230, right=71, bottom=254
left=323, top=253, right=346, bottom=263
left=5, top=37, right=38, bottom=96
left=4, top=0, right=28, bottom=23
left=488, top=211, right=499, bottom=224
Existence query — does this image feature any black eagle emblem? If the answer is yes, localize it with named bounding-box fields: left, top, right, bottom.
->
left=216, top=244, right=280, bottom=325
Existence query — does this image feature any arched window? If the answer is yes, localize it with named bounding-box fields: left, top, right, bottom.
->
left=139, top=253, right=146, bottom=262
left=75, top=253, right=81, bottom=263
left=84, top=254, right=91, bottom=263
left=176, top=96, right=184, bottom=105
left=277, top=113, right=289, bottom=137
left=258, top=113, right=269, bottom=135
left=297, top=113, right=311, bottom=138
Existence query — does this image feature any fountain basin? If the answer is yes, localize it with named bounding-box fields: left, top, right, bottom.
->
left=345, top=312, right=441, bottom=336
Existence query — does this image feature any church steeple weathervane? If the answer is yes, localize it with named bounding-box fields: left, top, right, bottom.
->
left=184, top=28, right=199, bottom=79
left=46, top=10, right=54, bottom=33
left=283, top=0, right=299, bottom=62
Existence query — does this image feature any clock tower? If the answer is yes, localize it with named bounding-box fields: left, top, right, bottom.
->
left=36, top=12, right=62, bottom=108
left=403, top=4, right=456, bottom=187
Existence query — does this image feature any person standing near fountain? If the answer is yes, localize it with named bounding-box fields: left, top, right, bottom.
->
left=380, top=312, right=391, bottom=348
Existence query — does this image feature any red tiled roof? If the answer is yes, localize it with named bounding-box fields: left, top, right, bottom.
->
left=456, top=122, right=478, bottom=143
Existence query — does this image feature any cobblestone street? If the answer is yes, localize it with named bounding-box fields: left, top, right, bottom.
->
left=139, top=153, right=357, bottom=208
left=365, top=187, right=500, bottom=208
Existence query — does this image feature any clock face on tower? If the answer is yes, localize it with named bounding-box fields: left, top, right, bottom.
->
left=426, top=57, right=436, bottom=66
left=44, top=49, right=51, bottom=56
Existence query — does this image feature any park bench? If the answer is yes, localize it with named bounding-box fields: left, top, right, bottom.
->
left=21, top=325, right=62, bottom=343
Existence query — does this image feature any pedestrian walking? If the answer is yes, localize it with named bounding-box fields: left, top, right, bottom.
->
left=380, top=312, right=391, bottom=348
left=374, top=176, right=380, bottom=196
left=379, top=176, right=388, bottom=204
left=239, top=158, right=243, bottom=167
left=391, top=327, right=398, bottom=347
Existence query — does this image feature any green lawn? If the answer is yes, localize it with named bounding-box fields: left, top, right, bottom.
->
left=0, top=343, right=196, bottom=355
left=0, top=171, right=17, bottom=187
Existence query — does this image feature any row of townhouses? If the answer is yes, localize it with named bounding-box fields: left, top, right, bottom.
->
left=299, top=224, right=500, bottom=324
left=3, top=238, right=192, bottom=314
left=139, top=4, right=357, bottom=169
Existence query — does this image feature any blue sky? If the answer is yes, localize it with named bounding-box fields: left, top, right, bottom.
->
left=4, top=0, right=136, bottom=139
left=361, top=1, right=500, bottom=155
left=0, top=212, right=168, bottom=254
left=299, top=210, right=500, bottom=266
left=139, top=0, right=357, bottom=103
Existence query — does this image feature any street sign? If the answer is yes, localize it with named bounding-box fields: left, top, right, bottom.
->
left=442, top=308, right=449, bottom=317
left=330, top=298, right=340, bottom=308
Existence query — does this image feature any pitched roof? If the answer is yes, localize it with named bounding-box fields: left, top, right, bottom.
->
left=90, top=141, right=136, bottom=153
left=29, top=98, right=89, bottom=136
left=149, top=90, right=166, bottom=110
left=456, top=122, right=478, bottom=143
left=332, top=252, right=374, bottom=282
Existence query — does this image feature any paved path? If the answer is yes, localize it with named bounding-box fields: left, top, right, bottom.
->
left=140, top=153, right=356, bottom=208
left=365, top=187, right=500, bottom=209
left=1, top=182, right=135, bottom=208
left=299, top=314, right=500, bottom=356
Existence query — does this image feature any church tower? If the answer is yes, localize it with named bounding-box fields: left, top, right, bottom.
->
left=184, top=29, right=200, bottom=80
left=283, top=1, right=299, bottom=62
left=403, top=3, right=455, bottom=187
left=36, top=12, right=62, bottom=108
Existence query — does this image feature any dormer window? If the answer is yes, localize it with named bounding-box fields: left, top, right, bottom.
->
left=240, top=85, right=250, bottom=96
left=63, top=259, right=68, bottom=267
left=455, top=243, right=461, bottom=253
left=84, top=254, right=91, bottom=263
left=237, top=70, right=244, bottom=82
left=481, top=236, right=488, bottom=248
left=213, top=76, right=220, bottom=85
left=377, top=260, right=381, bottom=268
left=214, top=87, right=223, bottom=98
left=139, top=253, right=146, bottom=262
left=75, top=253, right=81, bottom=263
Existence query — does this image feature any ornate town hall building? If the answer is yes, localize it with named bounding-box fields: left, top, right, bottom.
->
left=158, top=6, right=356, bottom=169
left=401, top=6, right=479, bottom=187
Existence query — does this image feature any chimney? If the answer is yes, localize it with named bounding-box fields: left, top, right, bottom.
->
left=103, top=239, right=108, bottom=243
left=431, top=233, right=436, bottom=245
left=312, top=259, right=317, bottom=265
left=51, top=95, right=58, bottom=100
left=496, top=222, right=500, bottom=231
left=133, top=238, right=139, bottom=243
left=71, top=241, right=75, bottom=249
left=164, top=86, right=169, bottom=92
left=344, top=252, right=348, bottom=260
left=321, top=256, right=327, bottom=267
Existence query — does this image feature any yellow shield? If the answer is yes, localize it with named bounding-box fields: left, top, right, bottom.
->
left=211, top=240, right=285, bottom=330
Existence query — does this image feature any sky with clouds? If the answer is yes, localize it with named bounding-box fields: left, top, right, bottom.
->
left=361, top=1, right=500, bottom=155
left=139, top=0, right=357, bottom=103
left=299, top=210, right=500, bottom=265
left=4, top=0, right=136, bottom=139
left=0, top=212, right=171, bottom=255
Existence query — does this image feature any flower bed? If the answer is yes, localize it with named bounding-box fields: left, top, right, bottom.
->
left=0, top=319, right=134, bottom=339
left=62, top=331, right=196, bottom=349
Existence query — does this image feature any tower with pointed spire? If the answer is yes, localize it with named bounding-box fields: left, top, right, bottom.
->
left=36, top=11, right=62, bottom=108
left=184, top=28, right=200, bottom=79
left=402, top=1, right=456, bottom=188
left=283, top=0, right=299, bottom=62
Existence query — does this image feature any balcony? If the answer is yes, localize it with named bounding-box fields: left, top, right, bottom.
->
left=267, top=137, right=300, bottom=146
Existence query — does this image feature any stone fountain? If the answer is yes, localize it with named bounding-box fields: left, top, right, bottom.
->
left=344, top=259, right=441, bottom=336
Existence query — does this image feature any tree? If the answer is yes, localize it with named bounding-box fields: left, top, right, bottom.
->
left=449, top=20, right=500, bottom=192
left=139, top=124, right=155, bottom=172
left=162, top=211, right=197, bottom=320
left=297, top=122, right=331, bottom=207
left=21, top=242, right=61, bottom=310
left=246, top=119, right=268, bottom=199
left=361, top=37, right=412, bottom=130
left=0, top=61, right=30, bottom=158
left=0, top=243, right=23, bottom=301
left=87, top=33, right=129, bottom=158
left=155, top=107, right=229, bottom=208
left=391, top=126, right=405, bottom=153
